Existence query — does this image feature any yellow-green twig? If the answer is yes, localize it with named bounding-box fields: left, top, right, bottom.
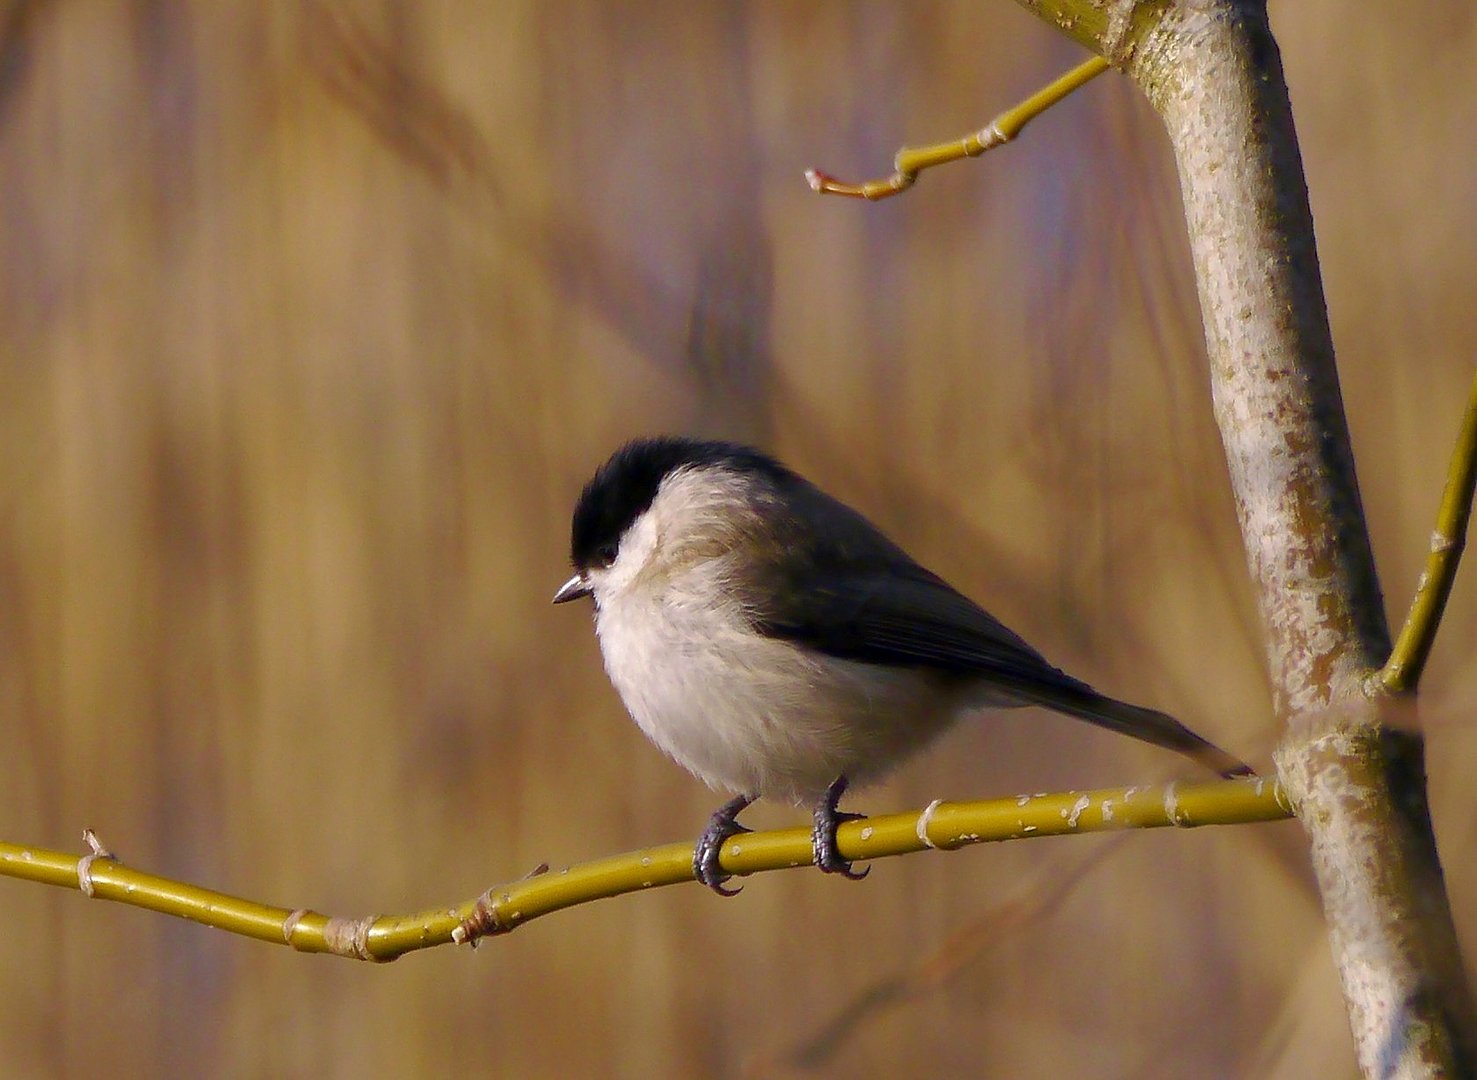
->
left=0, top=778, right=1289, bottom=959
left=1380, top=366, right=1477, bottom=693
left=806, top=55, right=1110, bottom=200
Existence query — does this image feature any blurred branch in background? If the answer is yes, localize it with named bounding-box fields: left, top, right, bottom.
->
left=304, top=0, right=498, bottom=200
left=806, top=55, right=1109, bottom=200
left=0, top=779, right=1289, bottom=961
left=758, top=834, right=1127, bottom=1074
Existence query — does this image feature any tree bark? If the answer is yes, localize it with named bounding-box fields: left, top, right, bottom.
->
left=1013, top=1, right=1476, bottom=1074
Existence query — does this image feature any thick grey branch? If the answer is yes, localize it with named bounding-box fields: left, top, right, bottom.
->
left=1129, top=5, right=1475, bottom=1076
left=1013, top=1, right=1476, bottom=1075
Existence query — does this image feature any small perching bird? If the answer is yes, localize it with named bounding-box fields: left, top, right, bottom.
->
left=555, top=437, right=1250, bottom=894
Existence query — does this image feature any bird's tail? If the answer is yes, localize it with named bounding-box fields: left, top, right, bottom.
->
left=1015, top=678, right=1253, bottom=779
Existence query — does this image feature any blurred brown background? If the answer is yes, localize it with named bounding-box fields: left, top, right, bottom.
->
left=0, top=2, right=1473, bottom=1077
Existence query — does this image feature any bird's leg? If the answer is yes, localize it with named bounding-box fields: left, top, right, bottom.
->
left=694, top=793, right=755, bottom=896
left=812, top=775, right=869, bottom=880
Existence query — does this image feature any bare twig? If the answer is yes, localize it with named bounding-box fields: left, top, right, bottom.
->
left=0, top=780, right=1288, bottom=960
left=805, top=55, right=1109, bottom=200
left=1379, top=366, right=1477, bottom=693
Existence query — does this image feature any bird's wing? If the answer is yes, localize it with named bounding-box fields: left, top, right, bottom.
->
left=752, top=559, right=1075, bottom=688
left=738, top=477, right=1072, bottom=687
left=750, top=561, right=1253, bottom=776
left=739, top=482, right=1252, bottom=776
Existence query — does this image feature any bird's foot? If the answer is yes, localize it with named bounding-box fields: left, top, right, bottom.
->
left=694, top=793, right=755, bottom=896
left=812, top=776, right=869, bottom=880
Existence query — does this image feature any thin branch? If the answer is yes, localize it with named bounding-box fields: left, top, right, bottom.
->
left=0, top=779, right=1289, bottom=960
left=805, top=55, right=1109, bottom=200
left=1379, top=366, right=1477, bottom=693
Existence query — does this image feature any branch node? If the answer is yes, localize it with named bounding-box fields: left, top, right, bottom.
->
left=453, top=864, right=545, bottom=947
left=281, top=909, right=309, bottom=945
left=76, top=828, right=116, bottom=898
left=975, top=123, right=1011, bottom=153
left=1268, top=777, right=1295, bottom=816
left=1162, top=782, right=1187, bottom=826
left=1363, top=669, right=1392, bottom=699
left=915, top=799, right=945, bottom=848
left=322, top=915, right=380, bottom=962
left=454, top=893, right=509, bottom=948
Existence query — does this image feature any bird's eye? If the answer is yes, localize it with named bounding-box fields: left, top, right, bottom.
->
left=594, top=541, right=619, bottom=567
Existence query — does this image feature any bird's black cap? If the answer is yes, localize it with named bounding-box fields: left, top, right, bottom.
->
left=569, top=436, right=791, bottom=571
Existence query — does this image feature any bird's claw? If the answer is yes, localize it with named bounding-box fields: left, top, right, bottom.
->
left=812, top=776, right=870, bottom=880
left=694, top=780, right=872, bottom=892
left=694, top=793, right=754, bottom=896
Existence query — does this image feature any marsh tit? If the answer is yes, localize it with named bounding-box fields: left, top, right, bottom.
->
left=555, top=436, right=1250, bottom=894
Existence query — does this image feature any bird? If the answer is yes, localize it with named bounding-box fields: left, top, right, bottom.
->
left=554, top=436, right=1251, bottom=894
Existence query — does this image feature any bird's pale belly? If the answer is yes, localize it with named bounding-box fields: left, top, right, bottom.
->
left=595, top=597, right=959, bottom=804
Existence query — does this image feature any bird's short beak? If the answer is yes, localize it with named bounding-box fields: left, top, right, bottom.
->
left=552, top=573, right=593, bottom=604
